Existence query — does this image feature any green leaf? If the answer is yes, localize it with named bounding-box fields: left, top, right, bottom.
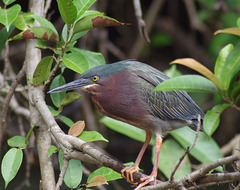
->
left=73, top=0, right=96, bottom=20
left=1, top=148, right=23, bottom=188
left=73, top=14, right=130, bottom=34
left=0, top=23, right=14, bottom=54
left=100, top=117, right=155, bottom=146
left=70, top=47, right=105, bottom=68
left=47, top=105, right=62, bottom=116
left=231, top=81, right=240, bottom=100
left=78, top=131, right=108, bottom=142
left=61, top=23, right=87, bottom=42
left=203, top=104, right=230, bottom=136
left=154, top=75, right=218, bottom=93
left=10, top=26, right=59, bottom=41
left=0, top=4, right=21, bottom=31
left=35, top=40, right=49, bottom=49
left=71, top=30, right=88, bottom=41
left=164, top=64, right=182, bottom=78
left=58, top=116, right=74, bottom=127
left=32, top=56, right=53, bottom=86
left=13, top=12, right=34, bottom=30
left=56, top=0, right=77, bottom=25
left=3, top=0, right=16, bottom=6
left=170, top=127, right=223, bottom=172
left=219, top=45, right=240, bottom=90
left=7, top=136, right=27, bottom=148
left=170, top=58, right=220, bottom=88
left=48, top=145, right=58, bottom=158
left=87, top=167, right=122, bottom=184
left=58, top=149, right=82, bottom=188
left=215, top=44, right=234, bottom=80
left=60, top=92, right=82, bottom=107
left=50, top=75, right=66, bottom=108
left=30, top=14, right=59, bottom=38
left=62, top=52, right=89, bottom=73
left=155, top=139, right=191, bottom=179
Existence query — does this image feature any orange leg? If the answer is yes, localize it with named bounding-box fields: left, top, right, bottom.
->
left=121, top=130, right=152, bottom=184
left=135, top=133, right=162, bottom=190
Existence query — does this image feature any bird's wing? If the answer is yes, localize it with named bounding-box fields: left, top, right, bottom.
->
left=135, top=69, right=204, bottom=123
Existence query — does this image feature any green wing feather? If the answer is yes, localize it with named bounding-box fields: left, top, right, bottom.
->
left=135, top=69, right=204, bottom=124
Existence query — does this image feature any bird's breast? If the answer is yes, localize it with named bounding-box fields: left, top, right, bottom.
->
left=89, top=71, right=151, bottom=128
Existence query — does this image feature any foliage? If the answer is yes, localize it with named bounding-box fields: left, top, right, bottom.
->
left=102, top=20, right=240, bottom=180
left=0, top=0, right=239, bottom=189
left=0, top=0, right=128, bottom=188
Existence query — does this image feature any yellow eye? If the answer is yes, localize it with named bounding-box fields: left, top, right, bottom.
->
left=92, top=76, right=99, bottom=82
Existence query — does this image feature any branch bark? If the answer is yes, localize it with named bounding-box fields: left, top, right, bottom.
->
left=25, top=0, right=55, bottom=189
left=0, top=63, right=26, bottom=149
left=130, top=0, right=165, bottom=58
left=32, top=83, right=240, bottom=189
left=141, top=153, right=240, bottom=190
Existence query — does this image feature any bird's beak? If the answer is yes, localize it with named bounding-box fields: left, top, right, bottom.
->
left=48, top=78, right=92, bottom=93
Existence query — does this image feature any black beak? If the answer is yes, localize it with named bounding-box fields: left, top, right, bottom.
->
left=48, top=78, right=92, bottom=93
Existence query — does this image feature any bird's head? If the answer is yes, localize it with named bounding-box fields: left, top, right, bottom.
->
left=48, top=61, right=128, bottom=94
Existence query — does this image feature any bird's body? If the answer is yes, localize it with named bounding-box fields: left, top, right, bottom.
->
left=49, top=60, right=204, bottom=189
left=79, top=60, right=204, bottom=133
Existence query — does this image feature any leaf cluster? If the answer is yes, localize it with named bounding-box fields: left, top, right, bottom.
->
left=0, top=0, right=129, bottom=189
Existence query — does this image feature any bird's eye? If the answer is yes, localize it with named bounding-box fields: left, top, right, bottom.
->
left=91, top=76, right=99, bottom=82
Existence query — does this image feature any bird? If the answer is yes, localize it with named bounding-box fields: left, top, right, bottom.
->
left=49, top=60, right=204, bottom=189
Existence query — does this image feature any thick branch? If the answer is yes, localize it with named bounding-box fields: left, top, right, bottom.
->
left=33, top=89, right=151, bottom=183
left=25, top=0, right=56, bottom=189
left=33, top=86, right=240, bottom=189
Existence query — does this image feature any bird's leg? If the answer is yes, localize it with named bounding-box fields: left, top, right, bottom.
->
left=134, top=133, right=162, bottom=190
left=121, top=131, right=152, bottom=184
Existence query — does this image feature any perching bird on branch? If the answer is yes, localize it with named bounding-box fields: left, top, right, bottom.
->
left=49, top=60, right=204, bottom=189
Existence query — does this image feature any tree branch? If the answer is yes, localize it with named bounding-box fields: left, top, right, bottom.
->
left=221, top=134, right=240, bottom=155
left=141, top=153, right=240, bottom=190
left=0, top=62, right=26, bottom=149
left=25, top=0, right=56, bottom=189
left=170, top=115, right=201, bottom=181
left=133, top=0, right=150, bottom=43
left=55, top=149, right=69, bottom=190
left=130, top=0, right=165, bottom=58
left=33, top=88, right=152, bottom=183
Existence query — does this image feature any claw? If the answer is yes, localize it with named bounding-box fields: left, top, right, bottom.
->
left=134, top=175, right=156, bottom=190
left=121, top=166, right=139, bottom=185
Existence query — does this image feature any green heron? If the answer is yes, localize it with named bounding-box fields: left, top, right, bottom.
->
left=49, top=60, right=204, bottom=189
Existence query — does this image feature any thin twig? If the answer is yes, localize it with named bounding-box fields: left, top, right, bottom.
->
left=233, top=183, right=240, bottom=190
left=0, top=63, right=26, bottom=149
left=130, top=0, right=165, bottom=58
left=14, top=117, right=31, bottom=190
left=3, top=42, right=10, bottom=82
left=170, top=114, right=201, bottom=181
left=43, top=56, right=61, bottom=92
left=141, top=154, right=240, bottom=190
left=55, top=152, right=69, bottom=190
left=183, top=0, right=210, bottom=36
left=133, top=0, right=150, bottom=43
left=44, top=0, right=52, bottom=17
left=221, top=134, right=240, bottom=156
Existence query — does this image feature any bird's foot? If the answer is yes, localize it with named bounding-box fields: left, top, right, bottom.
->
left=134, top=175, right=156, bottom=190
left=121, top=166, right=139, bottom=185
